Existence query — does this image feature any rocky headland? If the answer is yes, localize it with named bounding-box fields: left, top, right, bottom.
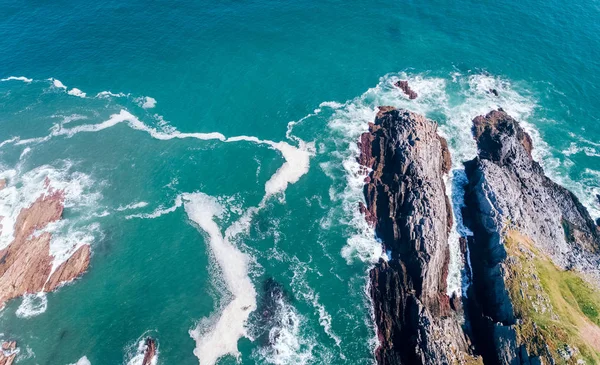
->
left=463, top=110, right=600, bottom=364
left=359, top=107, right=480, bottom=364
left=359, top=107, right=600, bottom=364
left=0, top=181, right=91, bottom=309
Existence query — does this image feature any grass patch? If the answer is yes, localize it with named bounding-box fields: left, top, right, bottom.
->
left=504, top=231, right=600, bottom=364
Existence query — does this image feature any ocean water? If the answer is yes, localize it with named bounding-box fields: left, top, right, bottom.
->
left=1, top=0, right=599, bottom=364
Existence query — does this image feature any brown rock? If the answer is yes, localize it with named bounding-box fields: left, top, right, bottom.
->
left=0, top=341, right=17, bottom=365
left=394, top=80, right=418, bottom=99
left=360, top=107, right=479, bottom=364
left=0, top=179, right=6, bottom=191
left=142, top=338, right=157, bottom=365
left=46, top=245, right=91, bottom=292
left=0, top=187, right=90, bottom=308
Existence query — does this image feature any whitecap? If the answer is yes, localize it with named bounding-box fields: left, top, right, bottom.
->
left=16, top=292, right=48, bottom=318
left=68, top=356, right=92, bottom=365
left=67, top=88, right=87, bottom=98
left=50, top=78, right=67, bottom=90
left=1, top=76, right=32, bottom=83
left=116, top=201, right=149, bottom=211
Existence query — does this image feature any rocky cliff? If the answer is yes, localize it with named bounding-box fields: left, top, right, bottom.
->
left=359, top=107, right=480, bottom=364
left=463, top=110, right=600, bottom=364
left=0, top=182, right=91, bottom=309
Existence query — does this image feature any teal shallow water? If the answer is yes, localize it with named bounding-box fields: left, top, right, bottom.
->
left=1, top=0, right=599, bottom=364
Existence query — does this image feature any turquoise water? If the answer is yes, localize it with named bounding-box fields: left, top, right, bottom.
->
left=0, top=0, right=599, bottom=364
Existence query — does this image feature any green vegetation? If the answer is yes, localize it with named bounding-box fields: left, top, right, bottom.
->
left=504, top=231, right=600, bottom=364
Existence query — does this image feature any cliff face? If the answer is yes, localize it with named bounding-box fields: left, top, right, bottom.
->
left=463, top=110, right=600, bottom=364
left=0, top=184, right=91, bottom=308
left=359, top=107, right=479, bottom=364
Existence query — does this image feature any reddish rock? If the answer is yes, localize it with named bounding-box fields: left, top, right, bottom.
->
left=360, top=107, right=477, bottom=364
left=0, top=187, right=90, bottom=308
left=0, top=341, right=17, bottom=365
left=394, top=80, right=418, bottom=99
left=0, top=179, right=6, bottom=191
left=142, top=338, right=157, bottom=365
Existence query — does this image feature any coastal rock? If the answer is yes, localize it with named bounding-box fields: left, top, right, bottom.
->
left=360, top=107, right=479, bottom=364
left=141, top=338, right=157, bottom=365
left=0, top=341, right=17, bottom=365
left=463, top=110, right=600, bottom=363
left=394, top=80, right=418, bottom=99
left=0, top=179, right=5, bottom=191
left=0, top=187, right=91, bottom=308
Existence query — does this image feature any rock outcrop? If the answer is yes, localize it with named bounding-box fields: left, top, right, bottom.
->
left=141, top=338, right=157, bottom=365
left=359, top=107, right=480, bottom=364
left=0, top=185, right=91, bottom=308
left=463, top=110, right=600, bottom=364
left=394, top=81, right=418, bottom=100
left=0, top=341, right=17, bottom=365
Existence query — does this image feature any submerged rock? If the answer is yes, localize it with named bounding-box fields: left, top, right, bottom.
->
left=359, top=107, right=480, bottom=364
left=394, top=80, right=418, bottom=99
left=0, top=341, right=17, bottom=365
left=0, top=185, right=90, bottom=309
left=141, top=338, right=157, bottom=365
left=463, top=109, right=600, bottom=363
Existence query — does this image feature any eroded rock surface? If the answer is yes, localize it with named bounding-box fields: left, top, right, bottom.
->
left=359, top=107, right=479, bottom=364
left=463, top=110, right=600, bottom=364
left=141, top=338, right=157, bottom=365
left=0, top=186, right=90, bottom=308
left=0, top=341, right=17, bottom=365
left=394, top=80, right=418, bottom=99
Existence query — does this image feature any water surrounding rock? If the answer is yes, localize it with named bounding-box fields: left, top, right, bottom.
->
left=359, top=107, right=479, bottom=364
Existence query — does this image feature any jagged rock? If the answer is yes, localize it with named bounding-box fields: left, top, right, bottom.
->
left=0, top=187, right=91, bottom=308
left=141, top=338, right=157, bottom=365
left=463, top=109, right=600, bottom=364
left=0, top=341, right=17, bottom=365
left=360, top=107, right=479, bottom=364
left=394, top=80, right=418, bottom=99
left=489, top=89, right=499, bottom=97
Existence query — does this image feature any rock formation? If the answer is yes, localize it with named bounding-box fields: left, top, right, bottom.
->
left=394, top=80, right=418, bottom=99
left=359, top=107, right=480, bottom=364
left=0, top=341, right=17, bottom=365
left=0, top=184, right=91, bottom=309
left=463, top=110, right=600, bottom=364
left=141, top=338, right=157, bottom=365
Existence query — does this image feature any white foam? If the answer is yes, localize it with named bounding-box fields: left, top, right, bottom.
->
left=125, top=338, right=158, bottom=365
left=51, top=78, right=67, bottom=90
left=96, top=91, right=127, bottom=98
left=67, top=88, right=87, bottom=98
left=68, top=356, right=92, bottom=365
left=19, top=147, right=31, bottom=160
left=253, top=297, right=315, bottom=365
left=184, top=192, right=257, bottom=365
left=16, top=292, right=47, bottom=318
left=1, top=76, right=32, bottom=83
left=125, top=196, right=182, bottom=219
left=137, top=96, right=157, bottom=109
left=116, top=201, right=149, bottom=211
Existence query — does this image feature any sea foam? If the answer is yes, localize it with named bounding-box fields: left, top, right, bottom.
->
left=184, top=193, right=257, bottom=365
